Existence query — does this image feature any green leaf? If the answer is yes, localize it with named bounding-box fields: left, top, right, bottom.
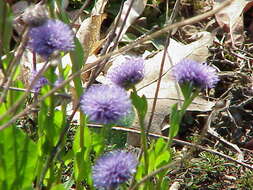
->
left=70, top=38, right=85, bottom=99
left=148, top=148, right=155, bottom=173
left=180, top=82, right=194, bottom=100
left=73, top=120, right=93, bottom=187
left=154, top=151, right=171, bottom=169
left=92, top=132, right=104, bottom=155
left=130, top=91, right=148, bottom=123
left=0, top=2, right=12, bottom=53
left=0, top=103, right=8, bottom=124
left=51, top=184, right=67, bottom=190
left=0, top=126, right=38, bottom=190
left=154, top=138, right=166, bottom=155
left=153, top=139, right=171, bottom=169
left=55, top=0, right=70, bottom=22
left=135, top=160, right=145, bottom=181
left=160, top=177, right=169, bottom=190
left=38, top=102, right=60, bottom=147
left=169, top=103, right=180, bottom=139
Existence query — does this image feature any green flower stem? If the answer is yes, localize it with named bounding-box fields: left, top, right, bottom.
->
left=139, top=114, right=149, bottom=175
left=181, top=89, right=199, bottom=113
left=131, top=87, right=149, bottom=188
left=168, top=88, right=199, bottom=146
left=79, top=114, right=85, bottom=149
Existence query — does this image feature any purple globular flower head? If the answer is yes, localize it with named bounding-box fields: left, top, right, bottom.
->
left=108, top=57, right=145, bottom=89
left=172, top=59, right=219, bottom=89
left=30, top=70, right=48, bottom=92
left=80, top=84, right=131, bottom=125
left=28, top=19, right=75, bottom=58
left=93, top=150, right=138, bottom=189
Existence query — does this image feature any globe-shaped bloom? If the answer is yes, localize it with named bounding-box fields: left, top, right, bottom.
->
left=108, top=57, right=145, bottom=89
left=28, top=19, right=75, bottom=58
left=93, top=150, right=138, bottom=189
left=80, top=85, right=131, bottom=124
left=172, top=59, right=219, bottom=89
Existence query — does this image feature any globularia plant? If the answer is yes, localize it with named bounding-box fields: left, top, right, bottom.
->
left=93, top=150, right=138, bottom=190
left=80, top=84, right=132, bottom=125
left=172, top=59, right=219, bottom=89
left=28, top=19, right=75, bottom=58
left=168, top=59, right=219, bottom=142
left=108, top=57, right=145, bottom=89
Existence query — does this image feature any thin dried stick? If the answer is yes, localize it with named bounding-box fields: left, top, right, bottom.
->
left=87, top=0, right=125, bottom=86
left=71, top=0, right=92, bottom=25
left=0, top=28, right=29, bottom=103
left=146, top=0, right=180, bottom=133
left=90, top=0, right=136, bottom=86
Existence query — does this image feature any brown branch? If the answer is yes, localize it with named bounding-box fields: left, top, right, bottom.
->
left=146, top=0, right=180, bottom=133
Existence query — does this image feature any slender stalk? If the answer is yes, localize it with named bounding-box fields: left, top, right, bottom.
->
left=146, top=0, right=180, bottom=134
left=0, top=27, right=29, bottom=103
left=71, top=0, right=92, bottom=26
left=88, top=0, right=130, bottom=86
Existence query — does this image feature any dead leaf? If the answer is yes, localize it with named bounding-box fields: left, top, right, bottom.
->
left=76, top=14, right=107, bottom=55
left=76, top=0, right=108, bottom=55
left=214, top=0, right=253, bottom=46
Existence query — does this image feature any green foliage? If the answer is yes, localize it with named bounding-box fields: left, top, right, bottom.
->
left=51, top=184, right=67, bottom=190
left=136, top=138, right=171, bottom=190
left=238, top=170, right=253, bottom=189
left=0, top=126, right=38, bottom=190
left=70, top=38, right=85, bottom=99
left=73, top=118, right=93, bottom=187
left=169, top=103, right=180, bottom=140
left=0, top=2, right=12, bottom=53
left=130, top=90, right=148, bottom=124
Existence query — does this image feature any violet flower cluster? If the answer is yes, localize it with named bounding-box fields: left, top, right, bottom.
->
left=108, top=57, right=145, bottom=89
left=28, top=19, right=74, bottom=58
left=93, top=150, right=138, bottom=189
left=80, top=85, right=131, bottom=125
left=172, top=59, right=219, bottom=89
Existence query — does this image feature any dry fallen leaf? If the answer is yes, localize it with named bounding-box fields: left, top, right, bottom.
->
left=76, top=0, right=108, bottom=56
left=214, top=0, right=253, bottom=47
